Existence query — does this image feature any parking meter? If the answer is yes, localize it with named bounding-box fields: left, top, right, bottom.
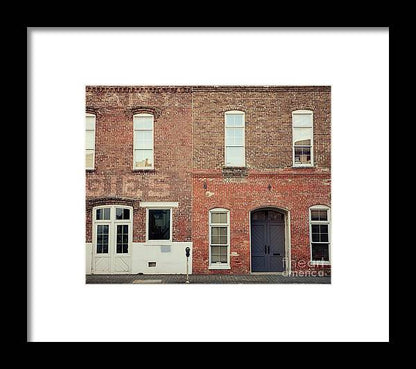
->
left=185, top=247, right=190, bottom=283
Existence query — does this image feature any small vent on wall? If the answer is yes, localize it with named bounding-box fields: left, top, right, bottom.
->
left=148, top=262, right=156, bottom=267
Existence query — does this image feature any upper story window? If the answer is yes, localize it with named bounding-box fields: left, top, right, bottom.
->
left=309, top=205, right=331, bottom=264
left=85, top=113, right=96, bottom=170
left=225, top=111, right=245, bottom=167
left=133, top=113, right=154, bottom=170
left=209, top=208, right=230, bottom=269
left=292, top=110, right=313, bottom=167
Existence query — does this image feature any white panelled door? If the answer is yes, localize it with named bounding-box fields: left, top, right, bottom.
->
left=92, top=206, right=132, bottom=274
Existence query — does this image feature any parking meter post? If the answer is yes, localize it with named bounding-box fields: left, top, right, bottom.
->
left=185, top=247, right=190, bottom=284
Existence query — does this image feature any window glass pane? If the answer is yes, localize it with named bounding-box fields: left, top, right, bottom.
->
left=226, top=127, right=244, bottom=146
left=320, top=224, right=328, bottom=234
left=320, top=233, right=329, bottom=242
left=104, top=208, right=110, bottom=219
left=211, top=226, right=227, bottom=244
left=311, top=224, right=320, bottom=242
left=211, top=212, right=227, bottom=224
left=311, top=209, right=328, bottom=221
left=86, top=115, right=95, bottom=130
left=86, top=150, right=94, bottom=168
left=225, top=113, right=244, bottom=127
left=211, top=254, right=220, bottom=263
left=312, top=233, right=320, bottom=242
left=211, top=246, right=228, bottom=263
left=85, top=130, right=95, bottom=150
left=135, top=149, right=153, bottom=168
left=293, top=127, right=312, bottom=142
left=293, top=113, right=312, bottom=127
left=319, top=210, right=328, bottom=221
left=311, top=243, right=329, bottom=261
left=225, top=146, right=245, bottom=167
left=294, top=139, right=311, bottom=146
left=149, top=209, right=170, bottom=240
left=294, top=146, right=311, bottom=164
left=134, top=116, right=153, bottom=129
left=135, top=130, right=153, bottom=149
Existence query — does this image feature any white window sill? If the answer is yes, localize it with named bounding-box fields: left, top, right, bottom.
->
left=292, top=165, right=314, bottom=168
left=133, top=168, right=154, bottom=171
left=310, top=261, right=331, bottom=266
left=145, top=240, right=173, bottom=245
left=209, top=264, right=231, bottom=270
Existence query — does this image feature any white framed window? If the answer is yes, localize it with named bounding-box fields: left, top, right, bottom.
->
left=133, top=113, right=154, bottom=170
left=309, top=205, right=331, bottom=265
left=146, top=208, right=172, bottom=243
left=140, top=201, right=178, bottom=243
left=225, top=111, right=245, bottom=167
left=292, top=110, right=313, bottom=167
left=209, top=208, right=230, bottom=269
left=86, top=113, right=96, bottom=170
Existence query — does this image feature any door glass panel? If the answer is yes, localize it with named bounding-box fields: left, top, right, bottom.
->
left=116, top=208, right=130, bottom=220
left=96, top=208, right=110, bottom=220
left=96, top=225, right=109, bottom=253
left=116, top=224, right=128, bottom=254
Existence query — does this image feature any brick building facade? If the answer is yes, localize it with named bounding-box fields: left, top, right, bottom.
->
left=85, top=86, right=331, bottom=276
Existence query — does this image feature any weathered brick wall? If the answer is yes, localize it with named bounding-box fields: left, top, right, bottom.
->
left=86, top=86, right=331, bottom=275
left=85, top=87, right=193, bottom=243
left=192, top=86, right=331, bottom=170
left=192, top=172, right=331, bottom=274
left=191, top=86, right=331, bottom=274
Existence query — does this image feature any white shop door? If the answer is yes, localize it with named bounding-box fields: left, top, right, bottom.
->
left=92, top=206, right=132, bottom=274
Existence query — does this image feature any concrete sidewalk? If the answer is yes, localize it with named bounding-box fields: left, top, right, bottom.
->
left=86, top=274, right=331, bottom=284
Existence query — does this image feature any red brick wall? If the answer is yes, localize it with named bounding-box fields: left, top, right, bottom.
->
left=191, top=86, right=331, bottom=274
left=85, top=86, right=331, bottom=275
left=191, top=172, right=331, bottom=274
left=192, top=86, right=331, bottom=170
left=85, top=87, right=193, bottom=243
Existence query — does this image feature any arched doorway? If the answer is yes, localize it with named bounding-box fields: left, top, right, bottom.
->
left=250, top=208, right=286, bottom=272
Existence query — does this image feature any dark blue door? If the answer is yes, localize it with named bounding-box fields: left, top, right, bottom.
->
left=251, top=210, right=285, bottom=272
